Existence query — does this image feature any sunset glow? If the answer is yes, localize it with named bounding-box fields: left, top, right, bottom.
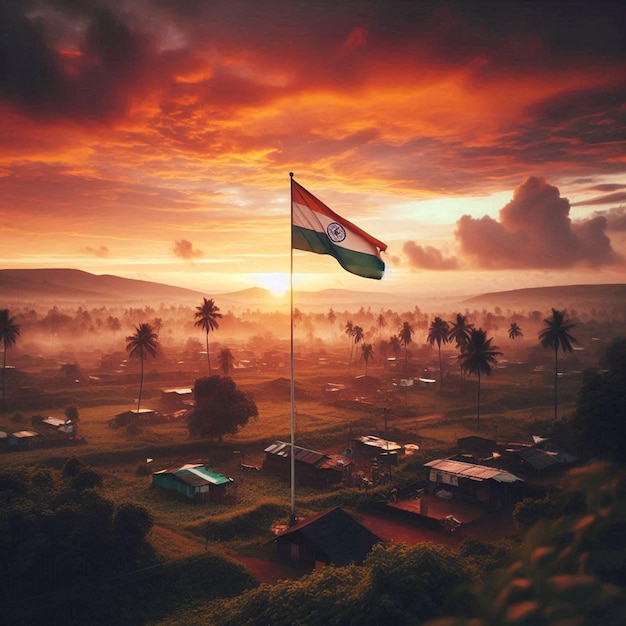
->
left=1, top=1, right=625, bottom=298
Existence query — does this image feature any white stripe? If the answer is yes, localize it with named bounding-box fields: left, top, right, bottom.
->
left=293, top=201, right=380, bottom=256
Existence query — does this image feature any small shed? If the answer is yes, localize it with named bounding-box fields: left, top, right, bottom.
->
left=160, top=387, right=194, bottom=410
left=110, top=408, right=159, bottom=428
left=263, top=440, right=350, bottom=487
left=425, top=458, right=523, bottom=510
left=274, top=506, right=381, bottom=568
left=41, top=417, right=76, bottom=436
left=353, top=435, right=403, bottom=464
left=8, top=430, right=41, bottom=451
left=152, top=463, right=234, bottom=504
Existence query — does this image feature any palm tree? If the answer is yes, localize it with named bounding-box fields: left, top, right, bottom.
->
left=344, top=320, right=355, bottom=371
left=1, top=309, right=21, bottom=414
left=327, top=308, right=336, bottom=339
left=389, top=335, right=402, bottom=361
left=377, top=313, right=388, bottom=339
left=448, top=313, right=474, bottom=387
left=508, top=322, right=523, bottom=340
left=353, top=326, right=365, bottom=373
left=399, top=322, right=414, bottom=372
left=539, top=309, right=577, bottom=420
left=427, top=316, right=450, bottom=390
left=361, top=343, right=374, bottom=376
left=218, top=347, right=235, bottom=376
left=194, top=298, right=222, bottom=375
left=126, top=323, right=159, bottom=413
left=459, top=328, right=502, bottom=426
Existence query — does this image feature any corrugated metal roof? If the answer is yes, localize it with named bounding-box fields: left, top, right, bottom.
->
left=154, top=463, right=233, bottom=486
left=264, top=441, right=326, bottom=466
left=356, top=435, right=403, bottom=452
left=424, top=458, right=521, bottom=483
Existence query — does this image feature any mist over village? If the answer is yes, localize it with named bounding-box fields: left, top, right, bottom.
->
left=2, top=0, right=626, bottom=625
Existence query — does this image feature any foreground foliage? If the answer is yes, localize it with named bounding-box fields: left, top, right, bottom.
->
left=0, top=459, right=256, bottom=625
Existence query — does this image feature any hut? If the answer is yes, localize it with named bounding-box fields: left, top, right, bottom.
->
left=263, top=440, right=350, bottom=487
left=152, top=463, right=234, bottom=504
left=8, top=430, right=41, bottom=451
left=110, top=408, right=159, bottom=428
left=274, top=507, right=381, bottom=568
left=424, top=458, right=523, bottom=510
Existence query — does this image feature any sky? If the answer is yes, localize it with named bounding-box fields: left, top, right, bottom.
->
left=1, top=0, right=625, bottom=300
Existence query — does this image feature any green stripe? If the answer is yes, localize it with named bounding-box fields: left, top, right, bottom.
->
left=292, top=225, right=385, bottom=280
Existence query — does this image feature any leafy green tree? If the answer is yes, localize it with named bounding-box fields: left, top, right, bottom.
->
left=194, top=297, right=222, bottom=375
left=0, top=308, right=20, bottom=414
left=459, top=328, right=502, bottom=426
left=539, top=308, right=577, bottom=420
left=563, top=336, right=626, bottom=462
left=65, top=405, right=79, bottom=422
left=218, top=347, right=235, bottom=376
left=125, top=322, right=159, bottom=412
left=427, top=316, right=450, bottom=390
left=361, top=343, right=374, bottom=376
left=187, top=376, right=258, bottom=441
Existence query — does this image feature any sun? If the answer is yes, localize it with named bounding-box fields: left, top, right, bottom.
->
left=251, top=272, right=290, bottom=296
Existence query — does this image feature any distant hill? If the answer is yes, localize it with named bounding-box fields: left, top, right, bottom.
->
left=462, top=284, right=626, bottom=313
left=1, top=269, right=624, bottom=315
left=0, top=268, right=206, bottom=305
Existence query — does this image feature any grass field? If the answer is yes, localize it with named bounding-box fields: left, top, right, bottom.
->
left=0, top=357, right=579, bottom=566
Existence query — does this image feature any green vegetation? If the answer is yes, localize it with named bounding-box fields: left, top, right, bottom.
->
left=1, top=297, right=624, bottom=624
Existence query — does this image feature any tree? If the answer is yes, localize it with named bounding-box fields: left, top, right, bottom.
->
left=361, top=343, right=374, bottom=376
left=377, top=313, right=387, bottom=339
left=563, top=337, right=626, bottom=462
left=459, top=328, right=502, bottom=426
left=65, top=405, right=79, bottom=422
left=353, top=325, right=365, bottom=374
left=508, top=321, right=523, bottom=340
left=344, top=320, right=355, bottom=371
left=0, top=309, right=20, bottom=414
left=194, top=298, right=222, bottom=375
left=125, top=323, right=159, bottom=412
left=389, top=334, right=402, bottom=362
left=187, top=376, right=258, bottom=441
left=448, top=313, right=474, bottom=387
left=427, top=316, right=450, bottom=390
left=399, top=321, right=414, bottom=371
left=327, top=308, right=336, bottom=339
left=218, top=347, right=235, bottom=376
left=539, top=308, right=577, bottom=420
left=448, top=313, right=473, bottom=349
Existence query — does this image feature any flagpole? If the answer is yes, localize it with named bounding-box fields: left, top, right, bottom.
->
left=289, top=171, right=296, bottom=525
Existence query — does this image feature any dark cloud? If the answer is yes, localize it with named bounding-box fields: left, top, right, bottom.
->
left=587, top=184, right=626, bottom=193
left=455, top=176, right=622, bottom=268
left=82, top=245, right=109, bottom=257
left=572, top=191, right=626, bottom=207
left=0, top=1, right=154, bottom=120
left=402, top=241, right=460, bottom=270
left=590, top=207, right=626, bottom=232
left=173, top=239, right=203, bottom=260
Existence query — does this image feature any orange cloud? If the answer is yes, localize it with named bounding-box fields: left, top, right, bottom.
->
left=173, top=239, right=203, bottom=260
left=402, top=241, right=460, bottom=270
left=455, top=177, right=621, bottom=268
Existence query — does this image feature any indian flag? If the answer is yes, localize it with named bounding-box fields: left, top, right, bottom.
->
left=291, top=178, right=387, bottom=280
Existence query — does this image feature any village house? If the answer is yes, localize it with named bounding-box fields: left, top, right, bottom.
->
left=152, top=463, right=234, bottom=504
left=263, top=440, right=351, bottom=487
left=273, top=506, right=382, bottom=569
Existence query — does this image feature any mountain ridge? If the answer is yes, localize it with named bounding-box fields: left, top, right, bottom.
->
left=1, top=268, right=624, bottom=313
